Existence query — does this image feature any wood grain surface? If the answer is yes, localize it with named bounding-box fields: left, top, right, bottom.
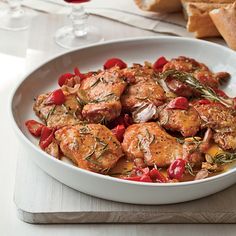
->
left=15, top=145, right=236, bottom=224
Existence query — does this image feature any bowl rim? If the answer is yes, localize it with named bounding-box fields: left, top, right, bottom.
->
left=9, top=35, right=236, bottom=188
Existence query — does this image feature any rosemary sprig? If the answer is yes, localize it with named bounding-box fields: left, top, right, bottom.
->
left=185, top=162, right=195, bottom=176
left=213, top=152, right=236, bottom=165
left=94, top=137, right=109, bottom=159
left=161, top=70, right=232, bottom=108
left=79, top=126, right=91, bottom=134
left=76, top=96, right=87, bottom=107
left=97, top=143, right=109, bottom=159
left=91, top=93, right=118, bottom=103
left=77, top=89, right=89, bottom=107
left=99, top=116, right=108, bottom=125
left=176, top=137, right=185, bottom=144
left=85, top=148, right=95, bottom=160
left=90, top=77, right=104, bottom=88
left=46, top=105, right=56, bottom=120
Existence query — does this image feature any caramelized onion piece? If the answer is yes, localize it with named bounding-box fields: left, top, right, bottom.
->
left=132, top=102, right=158, bottom=123
left=194, top=169, right=209, bottom=180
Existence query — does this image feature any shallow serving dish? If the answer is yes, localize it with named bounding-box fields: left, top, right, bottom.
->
left=10, top=36, right=236, bottom=204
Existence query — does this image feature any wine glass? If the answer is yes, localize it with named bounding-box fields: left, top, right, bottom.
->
left=55, top=0, right=103, bottom=49
left=0, top=0, right=31, bottom=31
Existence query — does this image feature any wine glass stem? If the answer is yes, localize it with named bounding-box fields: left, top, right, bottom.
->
left=7, top=0, right=24, bottom=17
left=70, top=5, right=88, bottom=37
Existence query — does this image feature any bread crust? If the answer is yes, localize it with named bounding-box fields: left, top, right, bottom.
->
left=134, top=0, right=182, bottom=13
left=210, top=2, right=236, bottom=50
left=184, top=2, right=229, bottom=38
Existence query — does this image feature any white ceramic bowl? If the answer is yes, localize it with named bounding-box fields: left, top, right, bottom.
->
left=10, top=36, right=236, bottom=204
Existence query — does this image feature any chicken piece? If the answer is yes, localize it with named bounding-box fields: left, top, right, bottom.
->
left=122, top=122, right=183, bottom=167
left=182, top=137, right=204, bottom=166
left=82, top=101, right=122, bottom=124
left=163, top=56, right=229, bottom=97
left=159, top=105, right=201, bottom=137
left=193, top=102, right=236, bottom=150
left=80, top=67, right=126, bottom=123
left=121, top=80, right=166, bottom=111
left=121, top=63, right=156, bottom=84
left=120, top=64, right=166, bottom=112
left=55, top=124, right=123, bottom=173
left=33, top=90, right=82, bottom=128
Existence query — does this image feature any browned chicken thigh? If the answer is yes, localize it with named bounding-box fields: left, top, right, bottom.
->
left=55, top=124, right=123, bottom=173
left=121, top=64, right=166, bottom=111
left=122, top=122, right=183, bottom=167
left=80, top=67, right=127, bottom=123
left=159, top=105, right=201, bottom=137
left=193, top=102, right=236, bottom=150
left=34, top=90, right=82, bottom=128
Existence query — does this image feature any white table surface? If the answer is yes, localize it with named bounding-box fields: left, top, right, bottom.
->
left=1, top=8, right=236, bottom=236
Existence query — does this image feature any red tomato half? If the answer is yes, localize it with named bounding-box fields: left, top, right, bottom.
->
left=167, top=159, right=186, bottom=180
left=103, top=58, right=127, bottom=70
left=111, top=124, right=126, bottom=142
left=25, top=120, right=45, bottom=137
left=39, top=126, right=55, bottom=149
left=45, top=89, right=65, bottom=105
left=166, top=97, right=189, bottom=110
left=153, top=56, right=168, bottom=72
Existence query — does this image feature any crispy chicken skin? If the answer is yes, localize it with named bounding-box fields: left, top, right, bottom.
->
left=55, top=124, right=123, bottom=173
left=121, top=65, right=166, bottom=111
left=121, top=80, right=166, bottom=111
left=159, top=105, right=201, bottom=137
left=80, top=67, right=127, bottom=123
left=163, top=56, right=229, bottom=96
left=193, top=102, right=236, bottom=150
left=33, top=91, right=82, bottom=128
left=122, top=122, right=183, bottom=167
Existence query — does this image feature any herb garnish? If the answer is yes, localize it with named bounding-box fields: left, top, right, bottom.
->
left=79, top=126, right=91, bottom=134
left=90, top=77, right=104, bottom=88
left=185, top=162, right=195, bottom=176
left=176, top=138, right=185, bottom=144
left=76, top=96, right=87, bottom=107
left=161, top=70, right=233, bottom=108
left=91, top=93, right=118, bottom=104
left=212, top=152, right=236, bottom=165
left=46, top=105, right=56, bottom=120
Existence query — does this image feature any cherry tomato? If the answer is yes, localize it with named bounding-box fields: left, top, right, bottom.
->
left=166, top=97, right=189, bottom=110
left=149, top=168, right=167, bottom=183
left=39, top=126, right=55, bottom=149
left=167, top=159, right=186, bottom=180
left=45, top=89, right=65, bottom=105
left=74, top=67, right=86, bottom=80
left=139, top=175, right=152, bottom=182
left=111, top=124, right=126, bottom=142
left=103, top=58, right=127, bottom=70
left=153, top=56, right=168, bottom=72
left=123, top=176, right=142, bottom=181
left=25, top=120, right=45, bottom=137
left=58, top=73, right=74, bottom=87
left=109, top=114, right=133, bottom=129
left=197, top=99, right=211, bottom=105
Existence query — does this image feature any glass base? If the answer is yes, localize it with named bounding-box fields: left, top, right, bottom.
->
left=0, top=7, right=30, bottom=31
left=55, top=25, right=104, bottom=49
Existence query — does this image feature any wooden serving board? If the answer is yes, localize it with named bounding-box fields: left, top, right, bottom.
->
left=14, top=145, right=236, bottom=224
